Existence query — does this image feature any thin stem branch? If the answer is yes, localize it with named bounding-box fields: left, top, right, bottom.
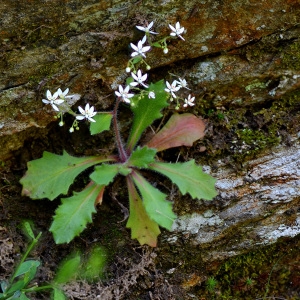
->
left=113, top=97, right=128, bottom=162
left=22, top=285, right=54, bottom=293
left=9, top=232, right=42, bottom=285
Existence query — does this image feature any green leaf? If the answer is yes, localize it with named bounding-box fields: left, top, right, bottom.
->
left=152, top=42, right=162, bottom=48
left=146, top=113, right=206, bottom=151
left=52, top=288, right=66, bottom=300
left=126, top=80, right=169, bottom=152
left=6, top=281, right=26, bottom=295
left=132, top=171, right=176, bottom=230
left=50, top=183, right=104, bottom=244
left=118, top=165, right=132, bottom=176
left=15, top=260, right=40, bottom=278
left=132, top=56, right=142, bottom=64
left=90, top=164, right=119, bottom=185
left=126, top=76, right=134, bottom=86
left=82, top=246, right=107, bottom=282
left=89, top=112, right=113, bottom=135
left=126, top=177, right=160, bottom=247
left=19, top=292, right=30, bottom=300
left=127, top=146, right=157, bottom=168
left=7, top=291, right=23, bottom=299
left=20, top=151, right=114, bottom=200
left=23, top=265, right=39, bottom=286
left=1, top=281, right=8, bottom=293
left=54, top=254, right=81, bottom=284
left=22, top=222, right=35, bottom=240
left=150, top=160, right=217, bottom=200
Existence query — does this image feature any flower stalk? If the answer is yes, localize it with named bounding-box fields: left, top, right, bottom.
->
left=113, top=97, right=128, bottom=162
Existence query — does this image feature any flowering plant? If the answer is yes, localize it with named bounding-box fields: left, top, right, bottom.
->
left=20, top=22, right=217, bottom=247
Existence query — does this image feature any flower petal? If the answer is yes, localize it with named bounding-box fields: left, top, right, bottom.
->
left=136, top=25, right=146, bottom=31
left=88, top=117, right=96, bottom=122
left=78, top=106, right=85, bottom=115
left=46, top=90, right=52, bottom=99
left=51, top=104, right=60, bottom=111
left=54, top=99, right=64, bottom=105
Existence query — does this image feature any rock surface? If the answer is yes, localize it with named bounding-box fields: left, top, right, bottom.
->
left=1, top=0, right=299, bottom=159
left=170, top=140, right=300, bottom=262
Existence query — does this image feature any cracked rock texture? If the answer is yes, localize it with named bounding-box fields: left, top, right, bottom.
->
left=170, top=140, right=300, bottom=261
left=1, top=0, right=299, bottom=159
left=1, top=0, right=300, bottom=297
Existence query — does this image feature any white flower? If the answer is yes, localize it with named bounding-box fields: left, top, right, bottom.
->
left=165, top=80, right=180, bottom=98
left=130, top=35, right=151, bottom=58
left=57, top=88, right=81, bottom=101
left=115, top=85, right=134, bottom=103
left=57, top=88, right=69, bottom=99
left=169, top=22, right=185, bottom=41
left=42, top=90, right=64, bottom=111
left=130, top=70, right=148, bottom=88
left=183, top=95, right=195, bottom=107
left=176, top=78, right=190, bottom=90
left=76, top=103, right=97, bottom=122
left=148, top=91, right=155, bottom=99
left=136, top=21, right=158, bottom=35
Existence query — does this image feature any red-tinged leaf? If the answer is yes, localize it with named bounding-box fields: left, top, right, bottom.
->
left=145, top=113, right=205, bottom=152
left=126, top=176, right=160, bottom=247
left=95, top=185, right=105, bottom=205
left=131, top=171, right=176, bottom=230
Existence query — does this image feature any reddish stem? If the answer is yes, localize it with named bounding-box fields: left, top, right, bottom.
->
left=113, top=97, right=128, bottom=162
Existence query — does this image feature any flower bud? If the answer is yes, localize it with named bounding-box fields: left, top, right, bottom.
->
left=126, top=67, right=131, bottom=73
left=69, top=127, right=74, bottom=133
left=148, top=91, right=155, bottom=99
left=163, top=48, right=169, bottom=54
left=59, top=121, right=64, bottom=126
left=146, top=65, right=151, bottom=70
